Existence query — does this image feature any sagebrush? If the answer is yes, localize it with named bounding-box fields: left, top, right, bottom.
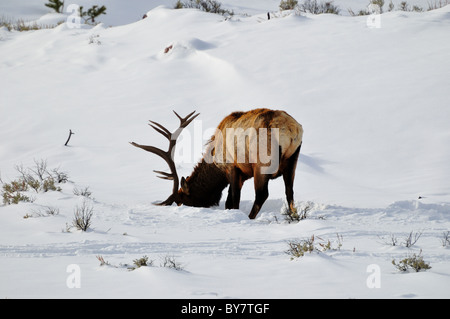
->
left=280, top=0, right=298, bottom=10
left=174, top=0, right=233, bottom=16
left=72, top=200, right=94, bottom=231
left=286, top=234, right=343, bottom=259
left=392, top=250, right=431, bottom=272
left=297, top=0, right=341, bottom=15
left=1, top=160, right=67, bottom=205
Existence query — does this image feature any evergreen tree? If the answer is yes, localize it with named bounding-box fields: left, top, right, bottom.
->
left=79, top=5, right=107, bottom=24
left=45, top=0, right=64, bottom=13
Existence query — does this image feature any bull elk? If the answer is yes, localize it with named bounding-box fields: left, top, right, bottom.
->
left=130, top=108, right=303, bottom=219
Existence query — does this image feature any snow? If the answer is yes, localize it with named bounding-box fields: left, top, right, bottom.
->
left=1, top=0, right=450, bottom=299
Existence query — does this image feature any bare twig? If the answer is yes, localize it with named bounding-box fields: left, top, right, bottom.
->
left=65, top=129, right=75, bottom=146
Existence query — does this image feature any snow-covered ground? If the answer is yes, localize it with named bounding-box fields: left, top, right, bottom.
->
left=1, top=0, right=449, bottom=299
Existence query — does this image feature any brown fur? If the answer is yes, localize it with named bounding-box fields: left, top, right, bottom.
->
left=177, top=108, right=303, bottom=219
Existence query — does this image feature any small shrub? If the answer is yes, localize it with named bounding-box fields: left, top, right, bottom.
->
left=371, top=0, right=385, bottom=13
left=15, top=160, right=64, bottom=193
left=321, top=1, right=341, bottom=14
left=1, top=178, right=32, bottom=205
left=73, top=186, right=92, bottom=198
left=282, top=202, right=311, bottom=223
left=12, top=20, right=40, bottom=31
left=30, top=206, right=60, bottom=218
left=2, top=187, right=32, bottom=205
left=31, top=159, right=47, bottom=181
left=297, top=0, right=341, bottom=14
left=3, top=179, right=28, bottom=193
left=45, top=206, right=60, bottom=216
left=88, top=34, right=101, bottom=45
left=0, top=17, right=60, bottom=32
left=391, top=0, right=421, bottom=11
left=96, top=255, right=110, bottom=266
left=175, top=1, right=184, bottom=9
left=94, top=254, right=184, bottom=271
left=280, top=0, right=299, bottom=10
left=51, top=168, right=69, bottom=184
left=441, top=231, right=450, bottom=247
left=42, top=176, right=59, bottom=192
left=72, top=200, right=94, bottom=231
left=174, top=0, right=234, bottom=16
left=399, top=1, right=410, bottom=11
left=286, top=236, right=315, bottom=259
left=334, top=233, right=344, bottom=250
left=348, top=0, right=385, bottom=15
left=161, top=255, right=184, bottom=271
left=133, top=255, right=154, bottom=268
left=385, top=0, right=447, bottom=12
left=386, top=234, right=399, bottom=246
left=388, top=0, right=395, bottom=11
left=379, top=231, right=422, bottom=247
left=348, top=8, right=368, bottom=16
left=286, top=234, right=343, bottom=259
left=404, top=231, right=422, bottom=248
left=392, top=250, right=431, bottom=272
left=427, top=0, right=450, bottom=10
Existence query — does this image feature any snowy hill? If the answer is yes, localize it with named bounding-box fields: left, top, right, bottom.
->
left=1, top=0, right=450, bottom=299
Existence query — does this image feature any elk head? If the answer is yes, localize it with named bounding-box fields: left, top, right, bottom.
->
left=130, top=110, right=199, bottom=205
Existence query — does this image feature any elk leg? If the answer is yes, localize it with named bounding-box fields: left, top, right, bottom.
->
left=283, top=171, right=295, bottom=214
left=225, top=187, right=233, bottom=209
left=283, top=144, right=301, bottom=213
left=248, top=174, right=269, bottom=219
left=225, top=167, right=242, bottom=210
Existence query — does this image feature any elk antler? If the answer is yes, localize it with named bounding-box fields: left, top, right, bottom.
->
left=130, top=110, right=199, bottom=205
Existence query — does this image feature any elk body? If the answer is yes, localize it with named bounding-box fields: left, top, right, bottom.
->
left=131, top=108, right=303, bottom=219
